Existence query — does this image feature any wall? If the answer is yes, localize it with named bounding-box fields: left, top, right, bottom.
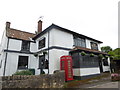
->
left=35, top=28, right=73, bottom=74
left=86, top=39, right=101, bottom=51
left=0, top=30, right=8, bottom=76
left=2, top=71, right=65, bottom=88
left=8, top=38, right=36, bottom=52
left=8, top=39, right=21, bottom=51
left=30, top=42, right=37, bottom=52
left=0, top=37, right=38, bottom=76
left=0, top=30, right=8, bottom=51
left=50, top=29, right=73, bottom=48
left=36, top=32, right=48, bottom=52
left=4, top=52, right=38, bottom=76
left=73, top=68, right=100, bottom=76
left=49, top=49, right=69, bottom=74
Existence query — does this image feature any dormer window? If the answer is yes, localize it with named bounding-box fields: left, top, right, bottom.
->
left=90, top=42, right=98, bottom=50
left=21, top=40, right=30, bottom=51
left=38, top=38, right=46, bottom=49
left=74, top=36, right=86, bottom=48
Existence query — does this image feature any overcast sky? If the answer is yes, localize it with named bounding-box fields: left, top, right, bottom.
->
left=0, top=0, right=118, bottom=49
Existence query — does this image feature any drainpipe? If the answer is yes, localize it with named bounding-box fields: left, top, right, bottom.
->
left=48, top=30, right=50, bottom=74
left=3, top=38, right=9, bottom=76
left=3, top=22, right=10, bottom=76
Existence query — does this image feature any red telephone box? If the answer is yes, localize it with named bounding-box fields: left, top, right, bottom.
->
left=60, top=55, right=73, bottom=81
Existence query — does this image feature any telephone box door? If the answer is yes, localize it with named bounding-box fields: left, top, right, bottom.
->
left=60, top=56, right=73, bottom=81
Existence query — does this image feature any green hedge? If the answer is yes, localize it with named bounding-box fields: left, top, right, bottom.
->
left=13, top=70, right=33, bottom=75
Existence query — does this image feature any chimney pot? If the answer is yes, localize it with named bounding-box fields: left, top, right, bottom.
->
left=6, top=22, right=11, bottom=30
left=38, top=20, right=42, bottom=33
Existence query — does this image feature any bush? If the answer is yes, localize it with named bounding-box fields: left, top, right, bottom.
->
left=29, top=69, right=35, bottom=75
left=81, top=51, right=86, bottom=56
left=13, top=70, right=33, bottom=75
left=98, top=54, right=104, bottom=59
left=90, top=53, right=95, bottom=57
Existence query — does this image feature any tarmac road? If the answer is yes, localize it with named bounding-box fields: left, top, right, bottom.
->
left=88, top=81, right=119, bottom=88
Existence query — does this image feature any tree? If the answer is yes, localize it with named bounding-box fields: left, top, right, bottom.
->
left=101, top=46, right=112, bottom=53
left=108, top=48, right=120, bottom=60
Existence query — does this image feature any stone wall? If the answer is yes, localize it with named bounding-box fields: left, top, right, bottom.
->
left=1, top=71, right=65, bottom=88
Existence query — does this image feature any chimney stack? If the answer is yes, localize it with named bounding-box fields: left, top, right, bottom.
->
left=38, top=20, right=42, bottom=33
left=6, top=22, right=11, bottom=30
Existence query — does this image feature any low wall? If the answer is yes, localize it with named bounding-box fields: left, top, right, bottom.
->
left=1, top=71, right=65, bottom=88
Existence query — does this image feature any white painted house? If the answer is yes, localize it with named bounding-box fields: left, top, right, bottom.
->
left=0, top=21, right=110, bottom=79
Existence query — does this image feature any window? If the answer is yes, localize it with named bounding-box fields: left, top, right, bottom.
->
left=74, top=36, right=86, bottom=48
left=80, top=55, right=99, bottom=68
left=0, top=60, right=2, bottom=68
left=91, top=42, right=98, bottom=50
left=21, top=40, right=30, bottom=51
left=18, top=56, right=28, bottom=69
left=39, top=55, right=48, bottom=69
left=38, top=38, right=46, bottom=49
left=71, top=52, right=99, bottom=68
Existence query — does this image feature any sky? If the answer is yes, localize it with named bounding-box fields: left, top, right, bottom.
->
left=0, top=0, right=119, bottom=49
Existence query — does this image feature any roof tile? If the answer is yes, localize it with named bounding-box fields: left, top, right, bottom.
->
left=6, top=28, right=35, bottom=41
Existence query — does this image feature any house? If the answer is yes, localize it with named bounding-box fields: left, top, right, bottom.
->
left=0, top=22, right=39, bottom=76
left=0, top=20, right=111, bottom=79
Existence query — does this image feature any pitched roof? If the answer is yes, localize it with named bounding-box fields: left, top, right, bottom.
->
left=33, top=24, right=103, bottom=43
left=6, top=28, right=35, bottom=41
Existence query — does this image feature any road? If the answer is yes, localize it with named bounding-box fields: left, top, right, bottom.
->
left=88, top=81, right=119, bottom=88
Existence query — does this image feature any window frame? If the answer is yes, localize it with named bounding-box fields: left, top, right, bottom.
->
left=21, top=40, right=30, bottom=51
left=90, top=42, right=98, bottom=50
left=73, top=36, right=86, bottom=48
left=18, top=56, right=29, bottom=69
left=38, top=38, right=46, bottom=49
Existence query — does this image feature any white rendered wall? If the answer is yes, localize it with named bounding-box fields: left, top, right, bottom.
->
left=0, top=30, right=8, bottom=50
left=8, top=38, right=36, bottom=52
left=8, top=39, right=22, bottom=51
left=80, top=67, right=100, bottom=76
left=0, top=30, right=8, bottom=76
left=49, top=49, right=69, bottom=74
left=73, top=68, right=100, bottom=76
left=0, top=52, right=6, bottom=76
left=30, top=42, right=37, bottom=52
left=50, top=29, right=73, bottom=48
left=5, top=52, right=38, bottom=76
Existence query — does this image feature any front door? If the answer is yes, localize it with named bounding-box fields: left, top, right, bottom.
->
left=39, top=55, right=45, bottom=74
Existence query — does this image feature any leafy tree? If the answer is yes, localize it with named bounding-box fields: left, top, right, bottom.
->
left=101, top=46, right=112, bottom=53
left=108, top=48, right=120, bottom=60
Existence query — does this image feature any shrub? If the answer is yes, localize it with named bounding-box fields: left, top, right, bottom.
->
left=90, top=53, right=95, bottom=57
left=98, top=54, right=104, bottom=59
left=29, top=69, right=35, bottom=75
left=13, top=70, right=33, bottom=75
left=111, top=73, right=120, bottom=81
left=81, top=51, right=86, bottom=56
